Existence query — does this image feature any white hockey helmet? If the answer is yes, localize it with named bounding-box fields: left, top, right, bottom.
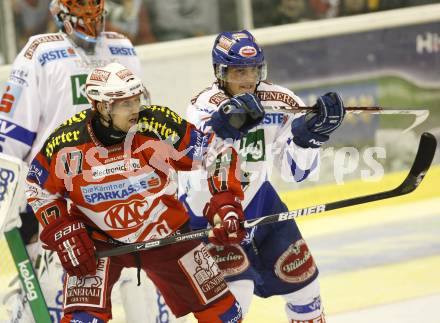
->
left=85, top=62, right=148, bottom=108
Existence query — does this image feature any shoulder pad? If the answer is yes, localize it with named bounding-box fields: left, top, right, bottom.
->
left=102, top=31, right=129, bottom=40
left=256, top=82, right=301, bottom=108
left=137, top=105, right=187, bottom=148
left=22, top=33, right=65, bottom=60
left=43, top=110, right=91, bottom=160
left=191, top=84, right=229, bottom=108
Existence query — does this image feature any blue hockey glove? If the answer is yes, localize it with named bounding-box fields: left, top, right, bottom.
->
left=209, top=93, right=265, bottom=140
left=291, top=92, right=345, bottom=148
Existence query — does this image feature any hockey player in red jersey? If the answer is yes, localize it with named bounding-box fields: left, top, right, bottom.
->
left=25, top=62, right=257, bottom=322
left=0, top=0, right=151, bottom=320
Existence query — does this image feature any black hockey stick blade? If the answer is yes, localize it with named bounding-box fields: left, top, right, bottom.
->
left=97, top=132, right=437, bottom=258
left=243, top=132, right=437, bottom=228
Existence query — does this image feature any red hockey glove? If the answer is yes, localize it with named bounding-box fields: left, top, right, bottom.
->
left=203, top=191, right=246, bottom=245
left=40, top=216, right=97, bottom=277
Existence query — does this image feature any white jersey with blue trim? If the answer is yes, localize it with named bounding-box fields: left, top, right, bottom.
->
left=0, top=31, right=141, bottom=163
left=180, top=81, right=320, bottom=217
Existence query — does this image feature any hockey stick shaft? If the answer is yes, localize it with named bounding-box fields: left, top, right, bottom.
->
left=268, top=106, right=429, bottom=133
left=4, top=229, right=52, bottom=322
left=268, top=105, right=429, bottom=115
left=0, top=153, right=51, bottom=321
left=97, top=132, right=437, bottom=258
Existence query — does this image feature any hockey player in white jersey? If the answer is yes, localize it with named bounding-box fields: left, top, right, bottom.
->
left=180, top=30, right=345, bottom=322
left=0, top=1, right=176, bottom=322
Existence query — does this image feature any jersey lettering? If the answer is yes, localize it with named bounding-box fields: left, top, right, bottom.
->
left=109, top=46, right=136, bottom=56
left=38, top=47, right=77, bottom=66
left=0, top=119, right=17, bottom=134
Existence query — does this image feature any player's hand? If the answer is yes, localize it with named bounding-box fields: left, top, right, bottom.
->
left=40, top=216, right=97, bottom=277
left=210, top=93, right=265, bottom=140
left=203, top=191, right=246, bottom=245
left=291, top=92, right=345, bottom=148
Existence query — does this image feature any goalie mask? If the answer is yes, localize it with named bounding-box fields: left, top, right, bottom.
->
left=212, top=30, right=267, bottom=91
left=50, top=0, right=105, bottom=52
left=85, top=62, right=150, bottom=134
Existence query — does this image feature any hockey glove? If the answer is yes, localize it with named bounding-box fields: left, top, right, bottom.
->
left=203, top=191, right=246, bottom=245
left=291, top=92, right=345, bottom=148
left=209, top=93, right=265, bottom=140
left=40, top=216, right=97, bottom=277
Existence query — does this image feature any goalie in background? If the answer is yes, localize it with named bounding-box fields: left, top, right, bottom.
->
left=179, top=30, right=345, bottom=322
left=25, top=62, right=251, bottom=323
left=0, top=0, right=175, bottom=322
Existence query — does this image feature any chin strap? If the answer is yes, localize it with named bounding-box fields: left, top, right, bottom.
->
left=100, top=115, right=126, bottom=140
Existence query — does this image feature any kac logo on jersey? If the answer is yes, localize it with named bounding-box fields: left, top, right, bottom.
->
left=38, top=47, right=77, bottom=66
left=109, top=46, right=136, bottom=56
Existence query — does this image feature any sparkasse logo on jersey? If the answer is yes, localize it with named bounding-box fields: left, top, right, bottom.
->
left=70, top=74, right=88, bottom=105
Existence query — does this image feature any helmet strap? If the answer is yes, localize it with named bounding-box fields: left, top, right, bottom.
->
left=97, top=102, right=127, bottom=140
left=63, top=20, right=73, bottom=35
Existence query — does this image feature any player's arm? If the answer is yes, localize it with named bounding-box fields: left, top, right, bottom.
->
left=26, top=146, right=96, bottom=277
left=188, top=93, right=265, bottom=140
left=0, top=36, right=42, bottom=159
left=152, top=105, right=246, bottom=245
left=274, top=92, right=345, bottom=182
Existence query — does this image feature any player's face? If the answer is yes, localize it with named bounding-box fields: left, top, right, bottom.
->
left=225, top=66, right=259, bottom=96
left=110, top=95, right=142, bottom=132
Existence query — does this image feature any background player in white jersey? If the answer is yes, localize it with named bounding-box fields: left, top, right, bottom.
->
left=0, top=1, right=174, bottom=322
left=180, top=30, right=345, bottom=322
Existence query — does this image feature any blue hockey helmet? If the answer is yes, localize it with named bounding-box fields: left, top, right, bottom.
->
left=212, top=30, right=267, bottom=82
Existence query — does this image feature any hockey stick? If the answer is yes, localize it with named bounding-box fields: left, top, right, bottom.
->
left=267, top=106, right=430, bottom=133
left=97, top=132, right=437, bottom=258
left=0, top=153, right=51, bottom=322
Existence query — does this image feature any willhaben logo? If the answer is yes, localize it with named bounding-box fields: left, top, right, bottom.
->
left=91, top=158, right=141, bottom=179
left=18, top=259, right=38, bottom=301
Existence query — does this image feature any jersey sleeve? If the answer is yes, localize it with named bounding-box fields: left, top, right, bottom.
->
left=25, top=145, right=69, bottom=228
left=0, top=36, right=43, bottom=159
left=272, top=91, right=320, bottom=182
left=186, top=88, right=229, bottom=134
left=139, top=105, right=243, bottom=200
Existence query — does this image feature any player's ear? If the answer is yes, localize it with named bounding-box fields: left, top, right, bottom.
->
left=96, top=101, right=106, bottom=115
